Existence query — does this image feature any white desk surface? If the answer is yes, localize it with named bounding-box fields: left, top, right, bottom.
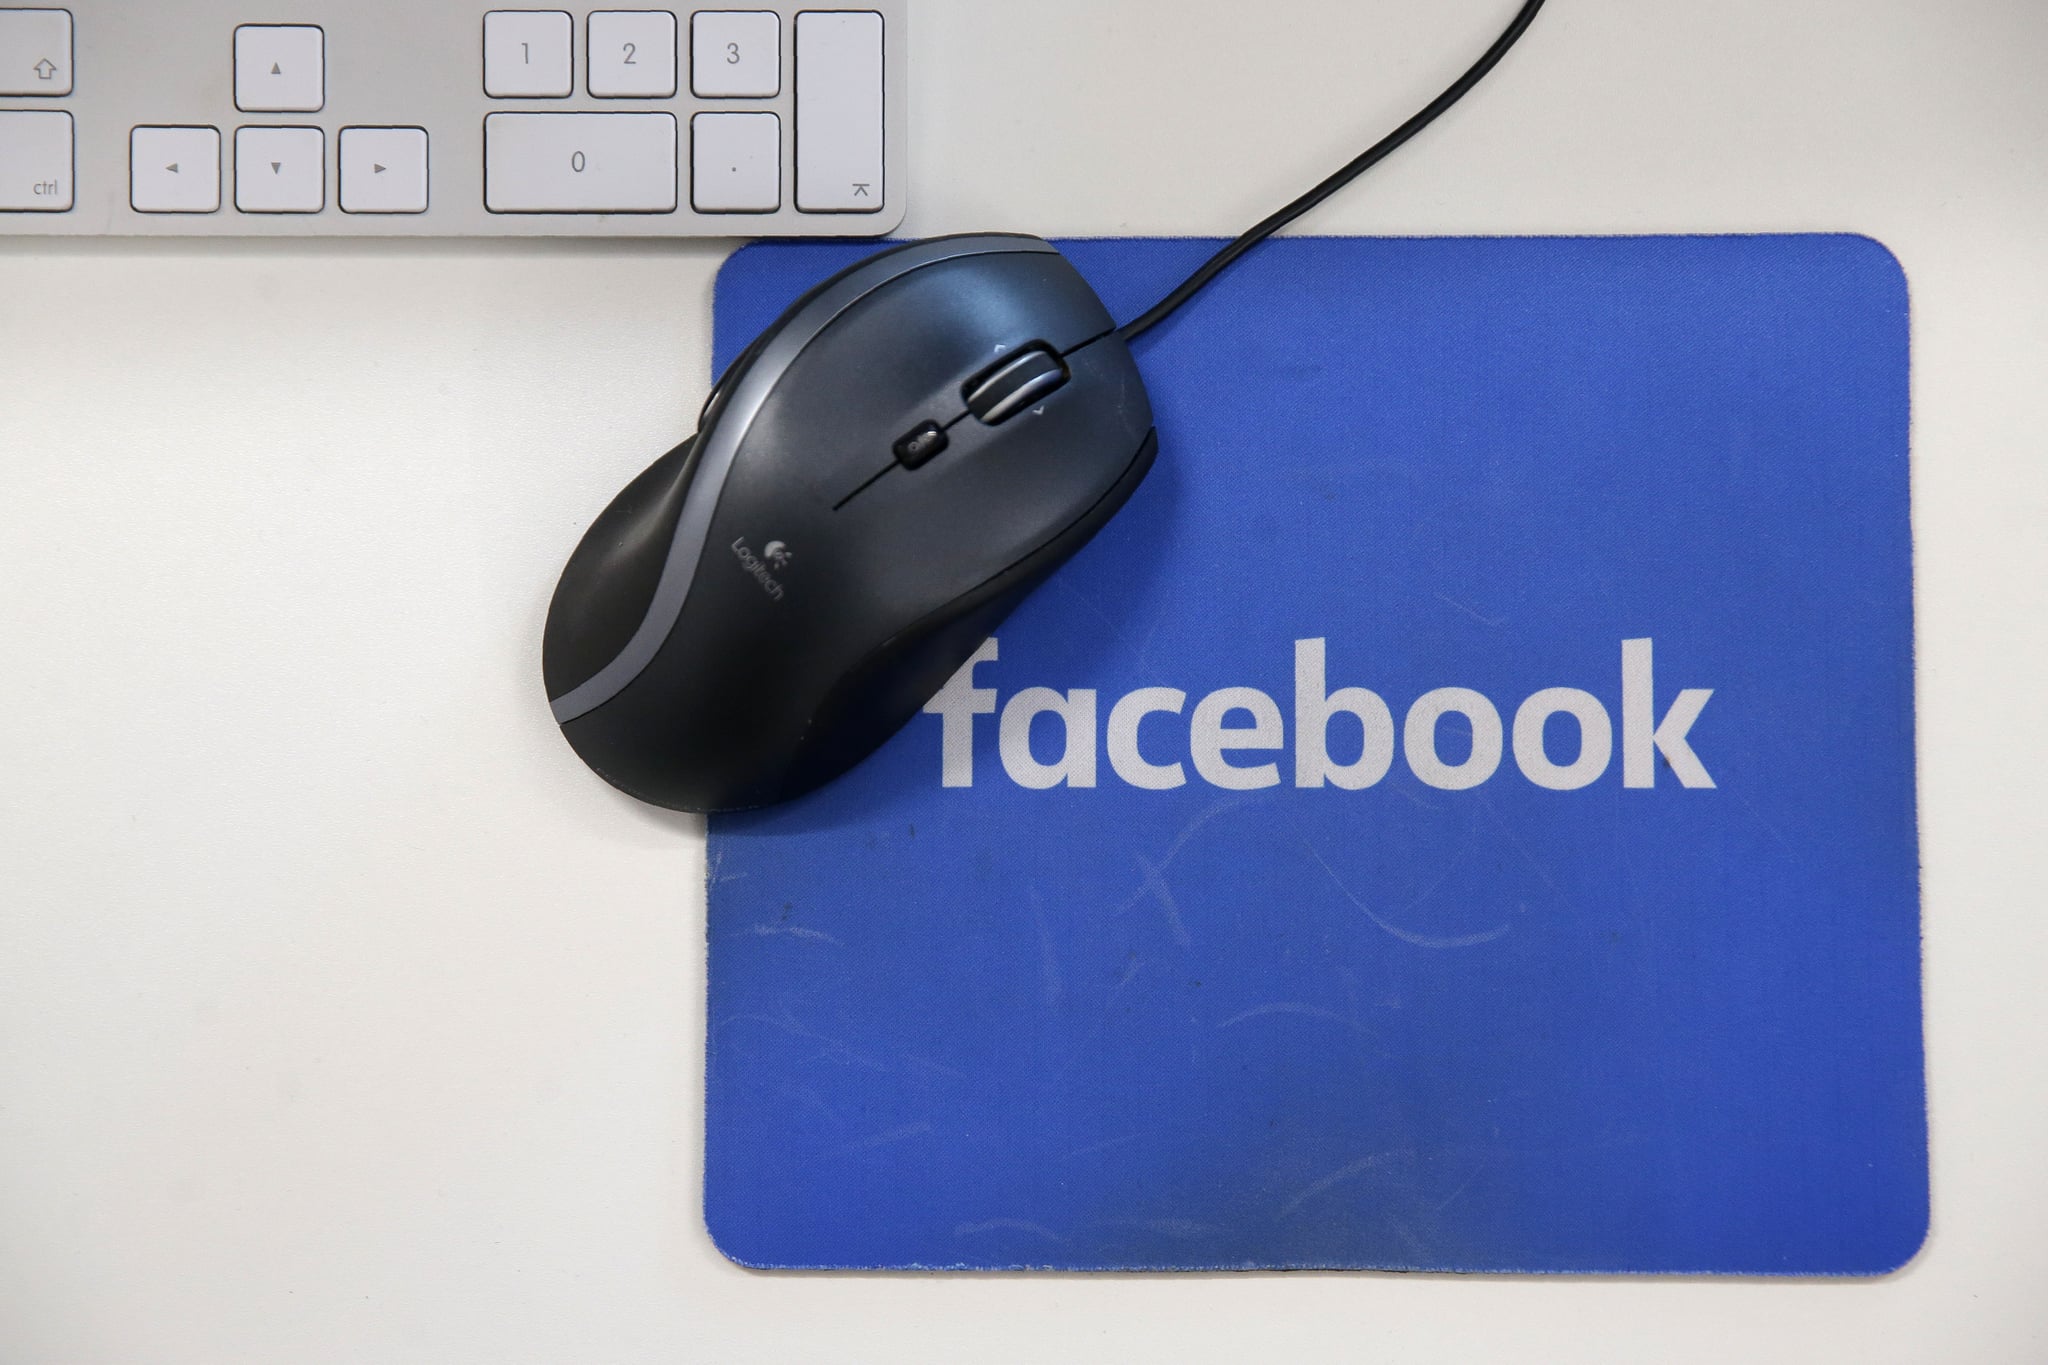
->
left=3, top=2, right=2044, bottom=1360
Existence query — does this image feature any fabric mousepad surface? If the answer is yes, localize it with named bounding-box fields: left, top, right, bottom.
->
left=701, top=235, right=1924, bottom=1273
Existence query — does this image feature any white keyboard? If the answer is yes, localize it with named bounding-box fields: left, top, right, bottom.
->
left=0, top=1, right=905, bottom=237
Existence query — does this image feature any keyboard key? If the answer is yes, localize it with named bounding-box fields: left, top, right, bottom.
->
left=131, top=126, right=221, bottom=213
left=235, top=126, right=324, bottom=213
left=234, top=25, right=324, bottom=113
left=692, top=112, right=778, bottom=212
left=589, top=10, right=676, bottom=99
left=484, top=112, right=676, bottom=213
left=0, top=7, right=71, bottom=95
left=484, top=10, right=572, bottom=98
left=691, top=11, right=779, bottom=99
left=795, top=11, right=882, bottom=213
left=340, top=127, right=428, bottom=214
left=0, top=109, right=71, bottom=209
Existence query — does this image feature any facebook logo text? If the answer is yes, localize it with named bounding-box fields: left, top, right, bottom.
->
left=921, top=638, right=1714, bottom=792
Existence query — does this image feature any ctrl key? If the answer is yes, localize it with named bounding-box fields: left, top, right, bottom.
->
left=0, top=110, right=72, bottom=210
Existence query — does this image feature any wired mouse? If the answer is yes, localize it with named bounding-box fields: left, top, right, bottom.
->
left=543, top=235, right=1155, bottom=811
left=542, top=0, right=1546, bottom=813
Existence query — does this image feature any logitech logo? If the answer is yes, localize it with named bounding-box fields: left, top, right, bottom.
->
left=923, top=637, right=1715, bottom=792
left=730, top=538, right=787, bottom=601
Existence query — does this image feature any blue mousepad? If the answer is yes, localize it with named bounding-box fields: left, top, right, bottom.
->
left=702, top=235, right=1924, bottom=1273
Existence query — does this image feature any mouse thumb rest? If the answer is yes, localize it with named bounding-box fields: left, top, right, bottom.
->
left=540, top=431, right=701, bottom=704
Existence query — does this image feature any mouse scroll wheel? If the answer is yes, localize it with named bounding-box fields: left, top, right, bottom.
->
left=964, top=346, right=1070, bottom=425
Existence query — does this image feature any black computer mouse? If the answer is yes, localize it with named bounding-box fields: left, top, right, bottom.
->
left=542, top=234, right=1156, bottom=812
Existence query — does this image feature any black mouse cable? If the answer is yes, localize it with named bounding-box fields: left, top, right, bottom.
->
left=1116, top=0, right=1548, bottom=344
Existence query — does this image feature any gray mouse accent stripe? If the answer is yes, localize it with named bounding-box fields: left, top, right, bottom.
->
left=550, top=235, right=1059, bottom=725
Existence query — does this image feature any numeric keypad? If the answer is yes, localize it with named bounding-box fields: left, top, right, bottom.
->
left=0, top=2, right=904, bottom=239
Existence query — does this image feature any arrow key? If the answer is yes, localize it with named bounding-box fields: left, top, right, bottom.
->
left=131, top=126, right=221, bottom=214
left=340, top=127, right=428, bottom=215
left=234, top=126, right=324, bottom=213
left=0, top=9, right=72, bottom=96
left=234, top=25, right=324, bottom=112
